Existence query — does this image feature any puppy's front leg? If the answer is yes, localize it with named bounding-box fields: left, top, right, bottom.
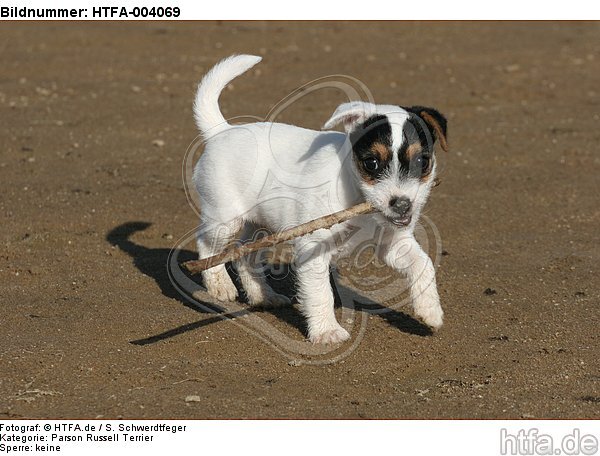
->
left=296, top=254, right=350, bottom=344
left=382, top=233, right=443, bottom=330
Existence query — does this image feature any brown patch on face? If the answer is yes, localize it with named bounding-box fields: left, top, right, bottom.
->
left=406, top=142, right=422, bottom=160
left=370, top=142, right=391, bottom=162
left=355, top=158, right=376, bottom=185
left=419, top=155, right=435, bottom=183
left=358, top=170, right=376, bottom=185
left=420, top=171, right=433, bottom=183
left=354, top=142, right=392, bottom=185
left=420, top=111, right=449, bottom=152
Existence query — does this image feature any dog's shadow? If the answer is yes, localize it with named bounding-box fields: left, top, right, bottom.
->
left=107, top=222, right=432, bottom=346
left=106, top=222, right=195, bottom=304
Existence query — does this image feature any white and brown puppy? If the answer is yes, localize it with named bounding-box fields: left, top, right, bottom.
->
left=192, top=55, right=447, bottom=344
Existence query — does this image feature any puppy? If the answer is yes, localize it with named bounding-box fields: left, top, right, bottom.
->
left=192, top=55, right=447, bottom=344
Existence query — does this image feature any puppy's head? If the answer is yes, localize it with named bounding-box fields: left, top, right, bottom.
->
left=324, top=101, right=448, bottom=228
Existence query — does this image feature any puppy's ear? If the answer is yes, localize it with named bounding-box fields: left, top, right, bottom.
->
left=406, top=106, right=448, bottom=152
left=323, top=101, right=376, bottom=132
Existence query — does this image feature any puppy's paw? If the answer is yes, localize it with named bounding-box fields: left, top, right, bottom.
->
left=211, top=285, right=239, bottom=302
left=414, top=299, right=444, bottom=331
left=205, top=276, right=239, bottom=302
left=309, top=325, right=350, bottom=344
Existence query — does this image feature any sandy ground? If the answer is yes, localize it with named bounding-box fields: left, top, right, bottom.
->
left=0, top=21, right=599, bottom=419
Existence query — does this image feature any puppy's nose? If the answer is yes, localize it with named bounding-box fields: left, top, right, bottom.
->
left=389, top=197, right=411, bottom=216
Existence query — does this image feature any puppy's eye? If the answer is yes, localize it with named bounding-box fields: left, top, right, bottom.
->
left=363, top=158, right=380, bottom=172
left=416, top=155, right=432, bottom=174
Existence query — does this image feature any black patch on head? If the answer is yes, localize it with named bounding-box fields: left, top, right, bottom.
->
left=349, top=114, right=393, bottom=181
left=398, top=114, right=435, bottom=179
left=404, top=105, right=448, bottom=149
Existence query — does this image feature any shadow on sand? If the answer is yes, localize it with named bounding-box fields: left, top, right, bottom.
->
left=107, top=222, right=432, bottom=347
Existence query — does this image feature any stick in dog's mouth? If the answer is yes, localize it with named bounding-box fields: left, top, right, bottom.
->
left=182, top=202, right=375, bottom=274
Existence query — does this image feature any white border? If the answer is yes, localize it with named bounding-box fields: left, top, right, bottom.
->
left=1, top=420, right=599, bottom=456
left=2, top=0, right=600, bottom=19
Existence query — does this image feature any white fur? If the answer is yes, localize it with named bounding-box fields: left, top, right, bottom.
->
left=192, top=55, right=444, bottom=343
left=193, top=54, right=262, bottom=138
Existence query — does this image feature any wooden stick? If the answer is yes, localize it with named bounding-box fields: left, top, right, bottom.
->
left=182, top=202, right=374, bottom=274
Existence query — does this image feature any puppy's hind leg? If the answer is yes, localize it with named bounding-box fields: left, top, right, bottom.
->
left=196, top=218, right=243, bottom=302
left=234, top=223, right=291, bottom=307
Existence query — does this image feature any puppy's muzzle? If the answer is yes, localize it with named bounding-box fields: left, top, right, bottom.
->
left=388, top=197, right=412, bottom=226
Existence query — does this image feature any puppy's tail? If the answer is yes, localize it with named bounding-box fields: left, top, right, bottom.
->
left=193, top=54, right=262, bottom=138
